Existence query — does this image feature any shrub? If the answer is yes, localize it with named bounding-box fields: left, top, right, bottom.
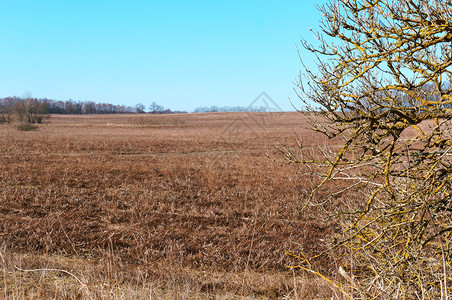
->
left=287, top=0, right=452, bottom=298
left=16, top=123, right=38, bottom=131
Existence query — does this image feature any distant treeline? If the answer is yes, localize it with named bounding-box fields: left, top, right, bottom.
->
left=0, top=97, right=271, bottom=120
left=0, top=97, right=185, bottom=115
left=193, top=106, right=268, bottom=113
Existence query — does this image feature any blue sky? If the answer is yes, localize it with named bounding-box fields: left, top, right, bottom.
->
left=0, top=1, right=327, bottom=112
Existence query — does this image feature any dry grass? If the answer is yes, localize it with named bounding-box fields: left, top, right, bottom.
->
left=0, top=112, right=344, bottom=299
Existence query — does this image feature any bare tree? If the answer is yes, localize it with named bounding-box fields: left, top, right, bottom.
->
left=286, top=0, right=452, bottom=298
left=13, top=98, right=49, bottom=124
left=135, top=103, right=146, bottom=114
left=149, top=101, right=164, bottom=114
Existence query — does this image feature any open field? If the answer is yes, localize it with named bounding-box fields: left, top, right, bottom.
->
left=0, top=112, right=342, bottom=299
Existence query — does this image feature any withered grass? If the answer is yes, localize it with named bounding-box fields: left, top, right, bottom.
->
left=0, top=112, right=341, bottom=299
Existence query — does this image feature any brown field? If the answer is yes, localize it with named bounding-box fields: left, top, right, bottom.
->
left=0, top=112, right=341, bottom=299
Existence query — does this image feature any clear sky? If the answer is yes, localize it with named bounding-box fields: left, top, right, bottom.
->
left=0, top=1, right=327, bottom=112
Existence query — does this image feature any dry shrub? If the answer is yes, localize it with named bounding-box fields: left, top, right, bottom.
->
left=290, top=0, right=452, bottom=297
left=16, top=123, right=38, bottom=131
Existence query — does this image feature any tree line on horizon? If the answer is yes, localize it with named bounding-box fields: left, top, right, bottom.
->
left=192, top=105, right=268, bottom=113
left=0, top=97, right=271, bottom=122
left=0, top=97, right=189, bottom=122
left=0, top=97, right=175, bottom=115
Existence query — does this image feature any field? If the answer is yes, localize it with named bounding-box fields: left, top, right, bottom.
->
left=0, top=112, right=340, bottom=299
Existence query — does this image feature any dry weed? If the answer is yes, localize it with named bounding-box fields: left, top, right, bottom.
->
left=0, top=113, right=339, bottom=298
